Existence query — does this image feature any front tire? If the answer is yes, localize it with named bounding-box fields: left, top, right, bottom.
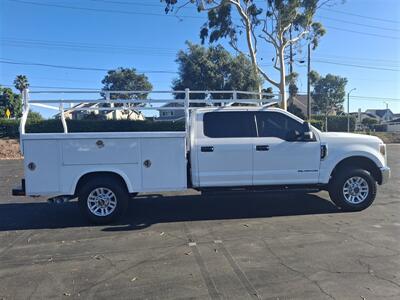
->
left=329, top=168, right=377, bottom=212
left=78, top=177, right=129, bottom=224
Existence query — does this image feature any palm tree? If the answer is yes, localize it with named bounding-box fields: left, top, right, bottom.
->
left=14, top=75, right=29, bottom=94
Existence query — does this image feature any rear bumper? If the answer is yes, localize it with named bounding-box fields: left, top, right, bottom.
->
left=12, top=179, right=26, bottom=196
left=380, top=167, right=391, bottom=185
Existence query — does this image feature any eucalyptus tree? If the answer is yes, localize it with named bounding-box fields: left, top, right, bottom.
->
left=173, top=42, right=263, bottom=102
left=163, top=0, right=328, bottom=110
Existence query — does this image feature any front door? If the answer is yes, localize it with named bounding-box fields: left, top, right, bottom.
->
left=196, top=111, right=256, bottom=187
left=253, top=111, right=321, bottom=185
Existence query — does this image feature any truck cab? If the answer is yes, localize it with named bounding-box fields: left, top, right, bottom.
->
left=190, top=107, right=321, bottom=188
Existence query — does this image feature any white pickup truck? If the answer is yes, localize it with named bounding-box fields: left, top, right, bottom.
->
left=12, top=90, right=390, bottom=224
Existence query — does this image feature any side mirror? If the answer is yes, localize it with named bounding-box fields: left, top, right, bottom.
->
left=286, top=129, right=302, bottom=141
left=302, top=122, right=314, bottom=141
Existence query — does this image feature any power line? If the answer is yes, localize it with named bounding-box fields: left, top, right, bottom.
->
left=294, top=91, right=400, bottom=102
left=1, top=38, right=177, bottom=57
left=351, top=95, right=400, bottom=101
left=326, top=26, right=400, bottom=40
left=88, top=0, right=165, bottom=8
left=313, top=59, right=400, bottom=72
left=312, top=53, right=400, bottom=65
left=2, top=83, right=400, bottom=101
left=319, top=15, right=400, bottom=32
left=7, top=1, right=400, bottom=40
left=0, top=59, right=178, bottom=74
left=90, top=0, right=400, bottom=34
left=6, top=0, right=204, bottom=19
left=320, top=7, right=400, bottom=24
left=4, top=55, right=399, bottom=75
left=2, top=37, right=400, bottom=68
left=265, top=59, right=400, bottom=72
left=0, top=54, right=400, bottom=78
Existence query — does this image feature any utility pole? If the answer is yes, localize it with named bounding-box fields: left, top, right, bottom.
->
left=289, top=28, right=293, bottom=75
left=347, top=88, right=356, bottom=132
left=384, top=101, right=389, bottom=109
left=307, top=43, right=311, bottom=120
left=325, top=97, right=328, bottom=132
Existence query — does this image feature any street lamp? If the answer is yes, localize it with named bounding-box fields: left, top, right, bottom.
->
left=347, top=88, right=356, bottom=132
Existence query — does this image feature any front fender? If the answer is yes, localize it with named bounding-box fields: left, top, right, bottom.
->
left=319, top=144, right=384, bottom=184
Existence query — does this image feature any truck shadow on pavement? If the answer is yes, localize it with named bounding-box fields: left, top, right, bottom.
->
left=0, top=192, right=341, bottom=231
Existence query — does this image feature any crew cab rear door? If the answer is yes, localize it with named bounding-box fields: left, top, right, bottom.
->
left=253, top=111, right=321, bottom=185
left=195, top=111, right=256, bottom=187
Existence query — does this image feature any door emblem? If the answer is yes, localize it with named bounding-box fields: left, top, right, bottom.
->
left=143, top=159, right=152, bottom=168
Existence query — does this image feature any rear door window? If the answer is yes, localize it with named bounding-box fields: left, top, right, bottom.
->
left=203, top=112, right=257, bottom=138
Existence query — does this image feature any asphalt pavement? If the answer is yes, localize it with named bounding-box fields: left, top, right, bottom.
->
left=0, top=145, right=399, bottom=299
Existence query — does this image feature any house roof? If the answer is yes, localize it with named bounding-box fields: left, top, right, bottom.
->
left=352, top=112, right=378, bottom=119
left=155, top=115, right=185, bottom=121
left=365, top=109, right=393, bottom=118
left=289, top=95, right=312, bottom=109
left=159, top=102, right=184, bottom=108
left=57, top=102, right=143, bottom=117
left=388, top=117, right=400, bottom=123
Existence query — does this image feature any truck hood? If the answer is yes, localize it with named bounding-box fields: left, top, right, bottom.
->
left=318, top=132, right=383, bottom=145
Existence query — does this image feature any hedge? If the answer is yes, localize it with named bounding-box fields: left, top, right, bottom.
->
left=0, top=119, right=185, bottom=138
left=311, top=115, right=356, bottom=132
left=309, top=119, right=324, bottom=130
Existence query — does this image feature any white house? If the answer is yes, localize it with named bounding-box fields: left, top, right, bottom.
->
left=62, top=103, right=145, bottom=121
left=364, top=109, right=395, bottom=123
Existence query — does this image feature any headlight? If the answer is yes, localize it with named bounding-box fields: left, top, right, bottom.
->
left=379, top=144, right=386, bottom=156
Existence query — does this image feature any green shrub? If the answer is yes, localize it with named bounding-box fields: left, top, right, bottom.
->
left=0, top=119, right=20, bottom=138
left=309, top=119, right=324, bottom=130
left=311, top=115, right=356, bottom=132
left=373, top=124, right=387, bottom=132
left=0, top=119, right=184, bottom=138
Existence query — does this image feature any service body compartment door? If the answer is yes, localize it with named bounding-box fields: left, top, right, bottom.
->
left=23, top=139, right=61, bottom=195
left=62, top=138, right=139, bottom=165
left=140, top=137, right=187, bottom=191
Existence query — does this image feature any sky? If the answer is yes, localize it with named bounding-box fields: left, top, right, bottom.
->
left=0, top=0, right=399, bottom=118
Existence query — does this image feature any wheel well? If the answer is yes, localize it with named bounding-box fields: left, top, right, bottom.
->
left=74, top=172, right=129, bottom=196
left=330, top=156, right=382, bottom=184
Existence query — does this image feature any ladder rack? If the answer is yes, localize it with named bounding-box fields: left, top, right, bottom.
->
left=20, top=88, right=281, bottom=137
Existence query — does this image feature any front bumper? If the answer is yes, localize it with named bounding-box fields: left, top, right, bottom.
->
left=380, top=167, right=391, bottom=185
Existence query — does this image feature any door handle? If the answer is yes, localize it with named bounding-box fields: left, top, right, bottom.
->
left=256, top=145, right=270, bottom=151
left=201, top=146, right=214, bottom=152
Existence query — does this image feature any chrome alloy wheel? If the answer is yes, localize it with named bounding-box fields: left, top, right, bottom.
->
left=87, top=187, right=117, bottom=217
left=342, top=176, right=369, bottom=204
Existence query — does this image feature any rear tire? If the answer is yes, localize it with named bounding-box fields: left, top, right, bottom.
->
left=78, top=177, right=129, bottom=224
left=329, top=168, right=376, bottom=212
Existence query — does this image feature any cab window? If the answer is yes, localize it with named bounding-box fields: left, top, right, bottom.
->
left=255, top=112, right=304, bottom=140
left=203, top=112, right=257, bottom=138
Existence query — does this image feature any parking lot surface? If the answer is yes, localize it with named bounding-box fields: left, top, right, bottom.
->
left=0, top=145, right=399, bottom=299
